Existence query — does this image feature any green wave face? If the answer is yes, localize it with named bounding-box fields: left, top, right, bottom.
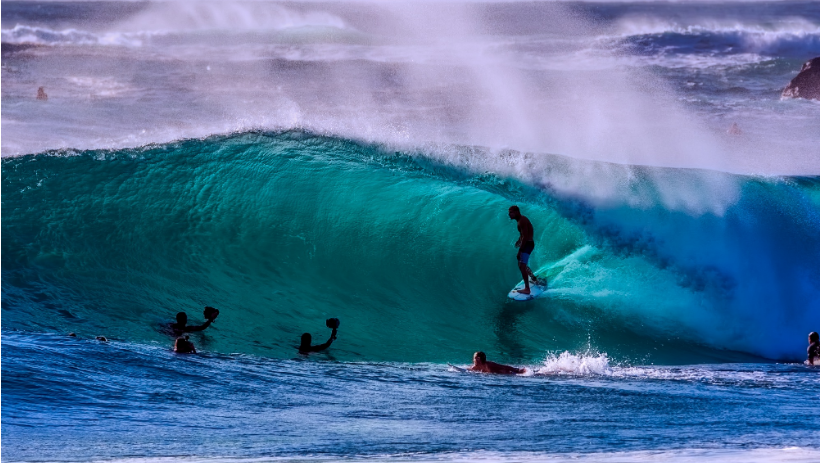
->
left=3, top=132, right=819, bottom=363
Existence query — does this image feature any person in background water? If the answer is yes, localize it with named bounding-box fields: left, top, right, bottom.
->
left=37, top=86, right=47, bottom=101
left=299, top=318, right=339, bottom=354
left=508, top=205, right=538, bottom=294
left=469, top=351, right=524, bottom=374
left=174, top=335, right=196, bottom=354
left=808, top=332, right=819, bottom=365
left=171, top=306, right=219, bottom=335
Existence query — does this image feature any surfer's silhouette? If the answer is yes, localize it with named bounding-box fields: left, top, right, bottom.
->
left=170, top=307, right=219, bottom=335
left=808, top=332, right=819, bottom=365
left=298, top=318, right=339, bottom=354
left=174, top=335, right=196, bottom=354
left=469, top=351, right=524, bottom=374
left=509, top=205, right=538, bottom=295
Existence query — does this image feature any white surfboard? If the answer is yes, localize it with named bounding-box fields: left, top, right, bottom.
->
left=506, top=251, right=585, bottom=302
left=507, top=278, right=548, bottom=301
left=448, top=363, right=469, bottom=373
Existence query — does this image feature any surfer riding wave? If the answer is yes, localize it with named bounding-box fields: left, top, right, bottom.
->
left=509, top=205, right=540, bottom=295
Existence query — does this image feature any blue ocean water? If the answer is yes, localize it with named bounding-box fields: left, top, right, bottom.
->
left=3, top=1, right=820, bottom=462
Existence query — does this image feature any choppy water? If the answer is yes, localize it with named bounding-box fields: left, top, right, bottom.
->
left=3, top=1, right=820, bottom=462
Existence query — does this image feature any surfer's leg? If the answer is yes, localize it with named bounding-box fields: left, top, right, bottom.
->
left=518, top=256, right=531, bottom=294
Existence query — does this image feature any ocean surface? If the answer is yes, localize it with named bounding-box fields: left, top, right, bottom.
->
left=2, top=1, right=820, bottom=462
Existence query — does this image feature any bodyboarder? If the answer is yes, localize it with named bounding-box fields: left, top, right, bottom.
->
left=469, top=351, right=524, bottom=374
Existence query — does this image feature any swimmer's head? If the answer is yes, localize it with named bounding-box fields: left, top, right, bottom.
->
left=810, top=332, right=819, bottom=343
left=473, top=351, right=486, bottom=364
left=301, top=333, right=312, bottom=347
left=176, top=312, right=188, bottom=325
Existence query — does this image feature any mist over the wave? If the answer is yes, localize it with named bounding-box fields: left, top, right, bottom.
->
left=3, top=0, right=819, bottom=177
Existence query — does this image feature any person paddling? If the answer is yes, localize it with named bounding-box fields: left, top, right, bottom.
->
left=508, top=205, right=538, bottom=295
left=469, top=351, right=524, bottom=374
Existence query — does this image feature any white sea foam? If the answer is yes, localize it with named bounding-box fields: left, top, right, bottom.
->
left=536, top=351, right=612, bottom=376
left=116, top=1, right=350, bottom=33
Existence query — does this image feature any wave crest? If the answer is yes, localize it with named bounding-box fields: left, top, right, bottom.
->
left=612, top=16, right=820, bottom=57
left=1, top=25, right=146, bottom=47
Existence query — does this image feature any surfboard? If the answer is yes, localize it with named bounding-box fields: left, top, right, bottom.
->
left=507, top=279, right=547, bottom=301
left=448, top=363, right=469, bottom=373
left=506, top=251, right=584, bottom=302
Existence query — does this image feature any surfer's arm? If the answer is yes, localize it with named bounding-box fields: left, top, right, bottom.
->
left=183, top=319, right=213, bottom=332
left=487, top=361, right=522, bottom=374
left=311, top=330, right=337, bottom=352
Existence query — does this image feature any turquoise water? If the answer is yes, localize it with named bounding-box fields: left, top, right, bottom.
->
left=3, top=131, right=819, bottom=363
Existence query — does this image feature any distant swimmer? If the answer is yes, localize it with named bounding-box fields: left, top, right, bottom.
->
left=509, top=205, right=538, bottom=295
left=808, top=332, right=819, bottom=365
left=174, top=335, right=196, bottom=354
left=469, top=351, right=524, bottom=374
left=298, top=318, right=339, bottom=354
left=37, top=86, right=48, bottom=101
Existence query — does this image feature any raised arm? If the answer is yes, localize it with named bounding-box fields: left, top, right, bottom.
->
left=183, top=319, right=213, bottom=332
left=309, top=329, right=337, bottom=352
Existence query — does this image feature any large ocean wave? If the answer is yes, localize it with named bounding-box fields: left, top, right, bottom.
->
left=3, top=131, right=818, bottom=363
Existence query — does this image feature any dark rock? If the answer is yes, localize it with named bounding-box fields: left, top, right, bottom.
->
left=782, top=57, right=820, bottom=100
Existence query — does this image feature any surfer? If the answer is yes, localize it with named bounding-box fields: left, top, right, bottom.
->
left=174, top=335, right=196, bottom=354
left=170, top=307, right=219, bottom=335
left=808, top=332, right=819, bottom=365
left=36, top=86, right=47, bottom=101
left=469, top=351, right=524, bottom=374
left=298, top=319, right=339, bottom=354
left=508, top=205, right=538, bottom=295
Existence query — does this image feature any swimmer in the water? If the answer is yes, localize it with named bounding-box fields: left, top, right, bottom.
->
left=808, top=332, right=819, bottom=365
left=469, top=351, right=524, bottom=374
left=170, top=307, right=219, bottom=335
left=174, top=335, right=196, bottom=354
left=298, top=318, right=339, bottom=354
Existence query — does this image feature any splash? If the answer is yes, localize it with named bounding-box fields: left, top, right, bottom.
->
left=536, top=351, right=612, bottom=376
